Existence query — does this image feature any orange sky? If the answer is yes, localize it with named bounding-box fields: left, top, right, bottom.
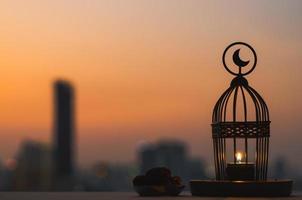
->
left=0, top=0, right=301, bottom=168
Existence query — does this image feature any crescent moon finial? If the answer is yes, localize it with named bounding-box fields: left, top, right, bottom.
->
left=222, top=42, right=257, bottom=77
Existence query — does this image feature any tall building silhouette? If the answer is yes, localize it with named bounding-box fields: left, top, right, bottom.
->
left=53, top=80, right=75, bottom=190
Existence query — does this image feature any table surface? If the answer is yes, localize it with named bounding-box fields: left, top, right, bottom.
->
left=0, top=192, right=301, bottom=200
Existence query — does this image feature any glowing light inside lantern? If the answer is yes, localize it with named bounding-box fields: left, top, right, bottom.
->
left=235, top=152, right=243, bottom=163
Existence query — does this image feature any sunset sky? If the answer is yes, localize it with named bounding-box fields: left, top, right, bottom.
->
left=0, top=0, right=301, bottom=169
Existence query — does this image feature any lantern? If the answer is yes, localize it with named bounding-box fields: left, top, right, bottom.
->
left=190, top=42, right=292, bottom=197
left=212, top=42, right=270, bottom=180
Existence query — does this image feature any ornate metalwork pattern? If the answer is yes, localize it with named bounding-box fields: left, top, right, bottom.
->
left=212, top=122, right=270, bottom=138
left=212, top=42, right=270, bottom=181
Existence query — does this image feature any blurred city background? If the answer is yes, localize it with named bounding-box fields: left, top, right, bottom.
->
left=0, top=0, right=301, bottom=192
left=0, top=80, right=299, bottom=191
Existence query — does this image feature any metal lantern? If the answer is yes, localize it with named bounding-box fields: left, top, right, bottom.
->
left=212, top=42, right=270, bottom=181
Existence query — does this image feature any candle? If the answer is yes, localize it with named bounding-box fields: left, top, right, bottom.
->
left=226, top=151, right=255, bottom=181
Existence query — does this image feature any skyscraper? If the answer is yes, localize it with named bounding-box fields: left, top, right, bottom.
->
left=53, top=80, right=75, bottom=190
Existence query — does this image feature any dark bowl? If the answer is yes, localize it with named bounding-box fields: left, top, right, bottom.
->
left=134, top=184, right=185, bottom=196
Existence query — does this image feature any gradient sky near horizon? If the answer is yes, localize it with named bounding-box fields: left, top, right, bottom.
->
left=0, top=0, right=301, bottom=170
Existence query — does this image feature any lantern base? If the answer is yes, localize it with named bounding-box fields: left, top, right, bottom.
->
left=190, top=179, right=293, bottom=197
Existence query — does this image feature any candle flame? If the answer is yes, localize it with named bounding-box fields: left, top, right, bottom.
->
left=235, top=152, right=243, bottom=163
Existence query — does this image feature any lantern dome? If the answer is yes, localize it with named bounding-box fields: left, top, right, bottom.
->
left=212, top=76, right=270, bottom=138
